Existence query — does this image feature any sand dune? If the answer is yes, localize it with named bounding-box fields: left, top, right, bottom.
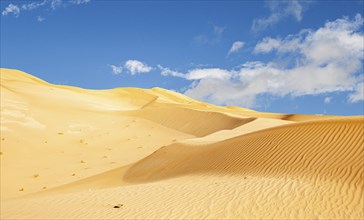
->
left=1, top=68, right=363, bottom=219
left=124, top=117, right=364, bottom=184
left=125, top=103, right=255, bottom=137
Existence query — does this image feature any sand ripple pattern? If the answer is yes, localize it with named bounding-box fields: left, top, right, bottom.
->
left=125, top=118, right=364, bottom=187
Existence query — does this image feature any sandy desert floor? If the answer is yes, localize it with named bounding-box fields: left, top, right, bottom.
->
left=1, top=68, right=363, bottom=219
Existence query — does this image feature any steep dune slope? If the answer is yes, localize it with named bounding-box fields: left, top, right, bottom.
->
left=181, top=117, right=294, bottom=144
left=126, top=104, right=255, bottom=137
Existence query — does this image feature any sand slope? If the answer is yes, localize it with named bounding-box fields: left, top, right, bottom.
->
left=1, top=68, right=363, bottom=219
left=124, top=117, right=364, bottom=182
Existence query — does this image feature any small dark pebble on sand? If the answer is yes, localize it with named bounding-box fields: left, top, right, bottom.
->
left=113, top=204, right=123, bottom=208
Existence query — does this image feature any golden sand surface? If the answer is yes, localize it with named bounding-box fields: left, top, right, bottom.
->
left=1, top=68, right=363, bottom=219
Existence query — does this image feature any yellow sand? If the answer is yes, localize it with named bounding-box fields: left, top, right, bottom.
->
left=1, top=68, right=363, bottom=219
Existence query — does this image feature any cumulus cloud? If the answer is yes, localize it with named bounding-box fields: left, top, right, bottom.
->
left=253, top=37, right=282, bottom=53
left=228, top=41, right=245, bottom=55
left=109, top=65, right=123, bottom=75
left=159, top=65, right=230, bottom=80
left=158, top=65, right=185, bottom=78
left=2, top=4, right=20, bottom=17
left=255, top=14, right=364, bottom=65
left=348, top=82, right=364, bottom=103
left=172, top=15, right=363, bottom=107
left=124, top=60, right=152, bottom=75
left=252, top=0, right=306, bottom=32
left=109, top=60, right=152, bottom=75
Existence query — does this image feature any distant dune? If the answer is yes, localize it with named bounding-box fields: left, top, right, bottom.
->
left=1, top=68, right=363, bottom=219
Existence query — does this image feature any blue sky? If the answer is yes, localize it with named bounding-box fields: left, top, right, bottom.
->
left=1, top=0, right=363, bottom=115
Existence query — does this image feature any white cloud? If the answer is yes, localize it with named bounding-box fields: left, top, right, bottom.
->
left=185, top=78, right=258, bottom=107
left=228, top=41, right=245, bottom=54
left=109, top=65, right=123, bottom=75
left=70, top=0, right=91, bottom=5
left=255, top=14, right=364, bottom=66
left=324, top=97, right=332, bottom=104
left=176, top=15, right=364, bottom=107
left=158, top=65, right=230, bottom=80
left=252, top=0, right=305, bottom=32
left=158, top=65, right=185, bottom=78
left=2, top=4, right=20, bottom=17
left=3, top=0, right=91, bottom=18
left=22, top=1, right=47, bottom=11
left=110, top=60, right=152, bottom=75
left=124, top=60, right=152, bottom=75
left=349, top=82, right=364, bottom=103
left=254, top=37, right=282, bottom=53
left=50, top=0, right=63, bottom=10
left=187, top=68, right=230, bottom=80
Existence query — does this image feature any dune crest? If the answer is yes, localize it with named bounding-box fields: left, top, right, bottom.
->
left=1, top=68, right=363, bottom=219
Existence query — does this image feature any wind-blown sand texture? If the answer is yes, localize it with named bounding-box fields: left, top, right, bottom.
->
left=1, top=68, right=363, bottom=219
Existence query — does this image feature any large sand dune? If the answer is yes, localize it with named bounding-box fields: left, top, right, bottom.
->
left=1, top=68, right=363, bottom=219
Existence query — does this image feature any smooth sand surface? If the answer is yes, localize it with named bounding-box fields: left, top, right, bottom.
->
left=1, top=68, right=363, bottom=219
